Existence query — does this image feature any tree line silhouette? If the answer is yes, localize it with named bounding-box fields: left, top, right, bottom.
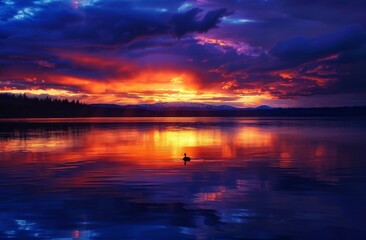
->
left=0, top=93, right=92, bottom=117
left=0, top=93, right=157, bottom=117
left=1, top=93, right=366, bottom=117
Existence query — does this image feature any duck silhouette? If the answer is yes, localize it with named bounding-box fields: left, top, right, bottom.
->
left=183, top=153, right=191, bottom=161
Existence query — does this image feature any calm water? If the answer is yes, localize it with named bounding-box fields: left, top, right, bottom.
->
left=0, top=117, right=365, bottom=240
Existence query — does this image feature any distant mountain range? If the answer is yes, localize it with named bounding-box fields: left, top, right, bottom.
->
left=90, top=102, right=273, bottom=111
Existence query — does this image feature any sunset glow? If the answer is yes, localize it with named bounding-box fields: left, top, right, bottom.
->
left=0, top=0, right=364, bottom=107
left=0, top=1, right=365, bottom=238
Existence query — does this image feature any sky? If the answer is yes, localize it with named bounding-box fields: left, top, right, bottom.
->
left=0, top=0, right=365, bottom=107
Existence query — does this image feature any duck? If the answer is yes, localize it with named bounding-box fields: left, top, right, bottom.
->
left=183, top=153, right=191, bottom=161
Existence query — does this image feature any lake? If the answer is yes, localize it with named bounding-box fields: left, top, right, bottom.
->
left=0, top=117, right=365, bottom=240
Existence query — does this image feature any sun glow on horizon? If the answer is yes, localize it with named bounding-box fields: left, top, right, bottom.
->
left=0, top=87, right=271, bottom=107
left=0, top=48, right=281, bottom=107
left=1, top=66, right=273, bottom=107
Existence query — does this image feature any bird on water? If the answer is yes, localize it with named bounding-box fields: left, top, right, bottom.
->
left=183, top=153, right=191, bottom=161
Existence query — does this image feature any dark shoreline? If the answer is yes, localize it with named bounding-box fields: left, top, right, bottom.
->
left=1, top=107, right=366, bottom=118
left=1, top=93, right=366, bottom=118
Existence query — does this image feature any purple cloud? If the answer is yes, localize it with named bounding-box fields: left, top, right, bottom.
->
left=0, top=0, right=366, bottom=106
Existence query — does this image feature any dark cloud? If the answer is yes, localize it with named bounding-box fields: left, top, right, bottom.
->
left=0, top=2, right=228, bottom=48
left=195, top=0, right=366, bottom=50
left=0, top=1, right=228, bottom=86
left=171, top=8, right=230, bottom=37
left=329, top=45, right=366, bottom=94
left=270, top=24, right=366, bottom=63
left=190, top=24, right=366, bottom=99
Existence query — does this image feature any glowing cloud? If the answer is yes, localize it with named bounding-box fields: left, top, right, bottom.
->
left=0, top=0, right=365, bottom=107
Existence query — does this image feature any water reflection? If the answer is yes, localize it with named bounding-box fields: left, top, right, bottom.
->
left=0, top=118, right=365, bottom=239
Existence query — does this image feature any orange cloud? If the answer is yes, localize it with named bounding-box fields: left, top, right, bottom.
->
left=0, top=51, right=279, bottom=107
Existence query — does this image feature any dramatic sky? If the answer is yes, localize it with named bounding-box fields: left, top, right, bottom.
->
left=1, top=0, right=365, bottom=107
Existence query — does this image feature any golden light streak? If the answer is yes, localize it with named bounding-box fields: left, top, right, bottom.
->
left=0, top=88, right=79, bottom=98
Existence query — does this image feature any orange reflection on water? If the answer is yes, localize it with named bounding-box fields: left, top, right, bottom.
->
left=0, top=119, right=361, bottom=199
left=195, top=186, right=227, bottom=202
left=0, top=124, right=274, bottom=167
left=0, top=119, right=351, bottom=185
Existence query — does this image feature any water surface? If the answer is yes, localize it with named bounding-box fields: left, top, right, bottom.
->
left=0, top=117, right=365, bottom=239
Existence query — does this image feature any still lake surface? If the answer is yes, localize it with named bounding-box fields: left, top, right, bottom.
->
left=0, top=117, right=365, bottom=240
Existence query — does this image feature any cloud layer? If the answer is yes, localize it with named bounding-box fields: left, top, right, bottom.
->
left=0, top=0, right=365, bottom=106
